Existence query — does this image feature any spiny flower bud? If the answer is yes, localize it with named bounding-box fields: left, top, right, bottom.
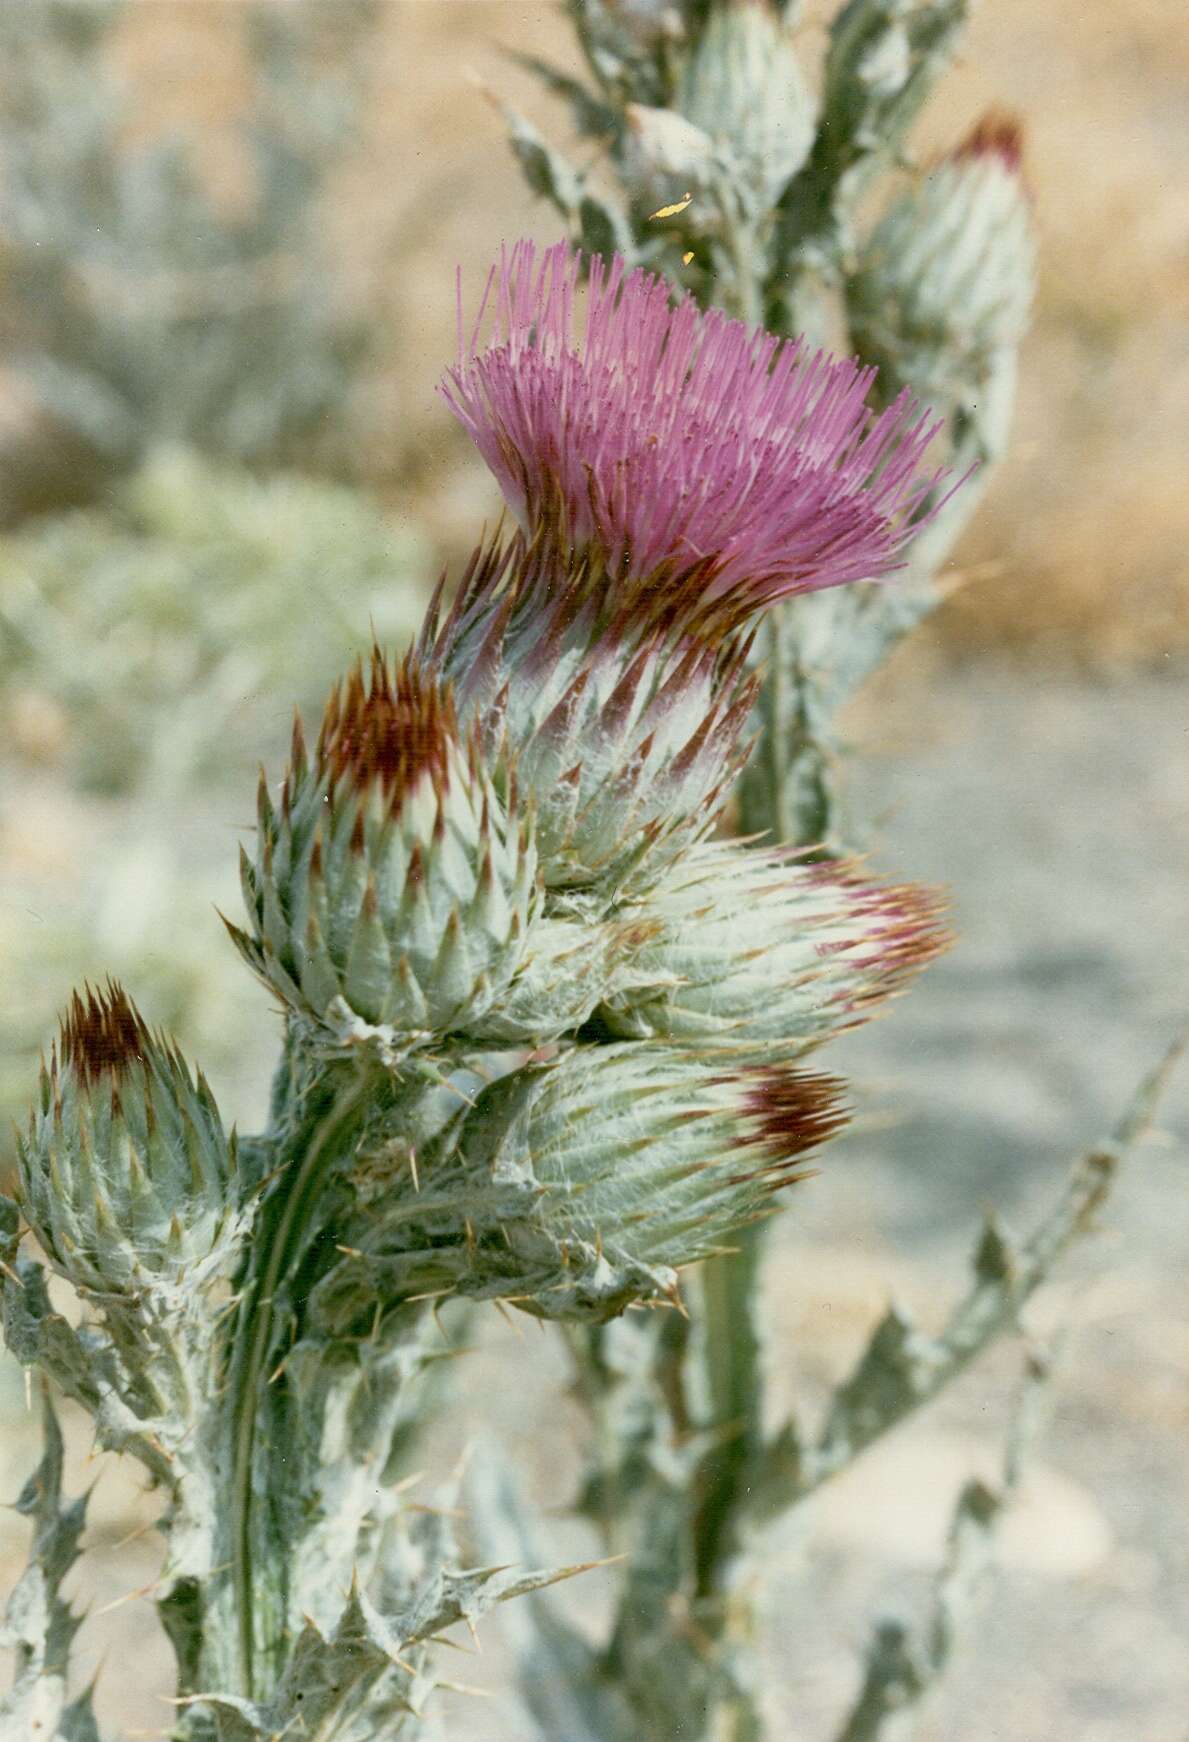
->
left=314, top=1046, right=847, bottom=1327
left=228, top=649, right=539, bottom=1043
left=678, top=0, right=816, bottom=211
left=599, top=844, right=947, bottom=1048
left=416, top=535, right=757, bottom=894
left=443, top=240, right=954, bottom=631
left=17, top=982, right=238, bottom=1296
left=847, top=111, right=1035, bottom=387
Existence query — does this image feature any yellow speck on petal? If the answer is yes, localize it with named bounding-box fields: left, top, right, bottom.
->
left=649, top=192, right=692, bottom=220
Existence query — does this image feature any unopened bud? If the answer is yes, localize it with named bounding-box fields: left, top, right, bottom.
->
left=228, top=649, right=539, bottom=1043
left=601, top=845, right=947, bottom=1048
left=678, top=0, right=816, bottom=209
left=316, top=1045, right=846, bottom=1326
left=17, top=983, right=238, bottom=1296
left=847, top=111, right=1035, bottom=388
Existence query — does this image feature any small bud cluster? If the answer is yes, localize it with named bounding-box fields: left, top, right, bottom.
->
left=228, top=238, right=948, bottom=1316
left=12, top=234, right=951, bottom=1346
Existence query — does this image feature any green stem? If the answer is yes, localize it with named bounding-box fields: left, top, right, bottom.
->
left=693, top=1221, right=765, bottom=1597
left=743, top=611, right=795, bottom=843
left=720, top=207, right=763, bottom=329
left=226, top=1070, right=373, bottom=1696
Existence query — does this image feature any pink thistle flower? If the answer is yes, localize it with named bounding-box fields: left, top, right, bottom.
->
left=442, top=239, right=957, bottom=631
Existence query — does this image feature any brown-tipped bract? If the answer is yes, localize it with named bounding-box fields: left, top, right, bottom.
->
left=230, top=647, right=540, bottom=1042
left=17, top=981, right=239, bottom=1295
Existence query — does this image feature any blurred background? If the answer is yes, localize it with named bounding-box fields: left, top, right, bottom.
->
left=0, top=3, right=1185, bottom=1738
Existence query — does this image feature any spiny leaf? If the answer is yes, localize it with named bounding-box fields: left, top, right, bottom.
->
left=500, top=102, right=584, bottom=216
left=504, top=49, right=618, bottom=139
left=0, top=1384, right=94, bottom=1734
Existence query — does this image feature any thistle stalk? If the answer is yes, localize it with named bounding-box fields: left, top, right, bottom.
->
left=472, top=8, right=1147, bottom=1742
left=225, top=1067, right=378, bottom=1694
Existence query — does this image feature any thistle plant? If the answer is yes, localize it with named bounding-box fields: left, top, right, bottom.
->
left=0, top=13, right=1173, bottom=1738
left=1, top=226, right=965, bottom=1735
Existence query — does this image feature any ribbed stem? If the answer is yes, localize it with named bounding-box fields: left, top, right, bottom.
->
left=694, top=1225, right=765, bottom=1597
left=224, top=1069, right=374, bottom=1696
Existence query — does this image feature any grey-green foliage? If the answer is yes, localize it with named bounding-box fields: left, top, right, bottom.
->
left=0, top=0, right=379, bottom=518
left=0, top=1013, right=584, bottom=1735
left=0, top=446, right=428, bottom=795
left=0, top=1385, right=101, bottom=1742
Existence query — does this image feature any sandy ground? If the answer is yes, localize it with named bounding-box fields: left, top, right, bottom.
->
left=2, top=665, right=1186, bottom=1740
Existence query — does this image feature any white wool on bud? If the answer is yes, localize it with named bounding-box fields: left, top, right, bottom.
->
left=611, top=0, right=684, bottom=44
left=621, top=101, right=719, bottom=221
left=460, top=917, right=649, bottom=1045
left=678, top=1, right=816, bottom=210
left=848, top=119, right=1035, bottom=383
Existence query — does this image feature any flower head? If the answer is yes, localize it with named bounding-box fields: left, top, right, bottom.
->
left=60, top=979, right=149, bottom=1086
left=228, top=647, right=539, bottom=1042
left=19, top=981, right=239, bottom=1295
left=442, top=239, right=952, bottom=630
